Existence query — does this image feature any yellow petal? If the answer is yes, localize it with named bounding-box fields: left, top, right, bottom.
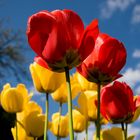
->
left=72, top=109, right=87, bottom=132
left=51, top=76, right=80, bottom=103
left=50, top=112, right=69, bottom=138
left=73, top=72, right=97, bottom=91
left=30, top=64, right=44, bottom=93
left=127, top=135, right=135, bottom=140
left=93, top=127, right=123, bottom=140
left=24, top=111, right=45, bottom=137
left=11, top=123, right=34, bottom=140
left=132, top=106, right=140, bottom=122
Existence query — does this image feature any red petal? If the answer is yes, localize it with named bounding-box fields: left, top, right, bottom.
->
left=34, top=56, right=49, bottom=69
left=42, top=9, right=84, bottom=63
left=27, top=11, right=56, bottom=57
left=78, top=19, right=99, bottom=61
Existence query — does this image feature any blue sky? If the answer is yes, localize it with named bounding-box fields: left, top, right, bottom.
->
left=1, top=0, right=140, bottom=139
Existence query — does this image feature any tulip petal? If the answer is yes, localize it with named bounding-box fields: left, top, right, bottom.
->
left=78, top=19, right=99, bottom=61
left=27, top=11, right=56, bottom=57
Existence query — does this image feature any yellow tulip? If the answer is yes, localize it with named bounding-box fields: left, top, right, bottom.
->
left=49, top=112, right=69, bottom=138
left=17, top=101, right=42, bottom=122
left=0, top=83, right=31, bottom=113
left=73, top=72, right=97, bottom=91
left=78, top=90, right=97, bottom=121
left=17, top=101, right=45, bottom=138
left=23, top=111, right=45, bottom=137
left=93, top=127, right=135, bottom=140
left=93, top=127, right=123, bottom=140
left=30, top=62, right=65, bottom=93
left=77, top=90, right=107, bottom=124
left=51, top=75, right=81, bottom=103
left=11, top=123, right=34, bottom=140
left=72, top=109, right=87, bottom=133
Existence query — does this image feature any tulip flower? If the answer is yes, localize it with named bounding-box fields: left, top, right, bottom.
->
left=77, top=33, right=127, bottom=84
left=30, top=57, right=65, bottom=93
left=78, top=90, right=107, bottom=123
left=27, top=10, right=98, bottom=72
left=93, top=127, right=135, bottom=140
left=0, top=83, right=31, bottom=113
left=11, top=123, right=34, bottom=140
left=72, top=109, right=87, bottom=133
left=100, top=81, right=136, bottom=123
left=73, top=72, right=97, bottom=91
left=17, top=101, right=45, bottom=138
left=49, top=112, right=69, bottom=138
left=51, top=74, right=81, bottom=104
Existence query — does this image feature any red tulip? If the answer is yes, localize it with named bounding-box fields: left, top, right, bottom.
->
left=77, top=33, right=127, bottom=84
left=100, top=81, right=136, bottom=123
left=27, top=10, right=99, bottom=72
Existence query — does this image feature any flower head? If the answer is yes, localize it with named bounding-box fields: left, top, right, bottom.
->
left=0, top=83, right=31, bottom=113
left=72, top=109, right=87, bottom=133
left=27, top=10, right=99, bottom=72
left=51, top=74, right=81, bottom=103
left=17, top=101, right=45, bottom=138
left=30, top=57, right=65, bottom=93
left=77, top=33, right=127, bottom=84
left=49, top=112, right=69, bottom=138
left=101, top=81, right=136, bottom=123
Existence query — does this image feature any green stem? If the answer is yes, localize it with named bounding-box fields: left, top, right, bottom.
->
left=96, top=83, right=101, bottom=140
left=121, top=123, right=127, bottom=140
left=44, top=93, right=49, bottom=140
left=85, top=121, right=88, bottom=140
left=16, top=114, right=18, bottom=140
left=57, top=103, right=62, bottom=140
left=65, top=67, right=74, bottom=140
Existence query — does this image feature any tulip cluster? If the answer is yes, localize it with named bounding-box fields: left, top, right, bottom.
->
left=0, top=8, right=140, bottom=140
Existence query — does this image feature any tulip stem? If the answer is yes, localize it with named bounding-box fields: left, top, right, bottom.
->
left=121, top=123, right=127, bottom=140
left=57, top=103, right=62, bottom=140
left=96, top=83, right=101, bottom=140
left=85, top=121, right=88, bottom=140
left=65, top=67, right=74, bottom=140
left=16, top=114, right=18, bottom=140
left=44, top=93, right=49, bottom=140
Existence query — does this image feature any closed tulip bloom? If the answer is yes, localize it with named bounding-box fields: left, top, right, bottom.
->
left=93, top=127, right=123, bottom=140
left=77, top=33, right=127, bottom=84
left=17, top=101, right=45, bottom=138
left=72, top=109, right=86, bottom=132
left=73, top=72, right=97, bottom=91
left=51, top=75, right=81, bottom=103
left=29, top=57, right=65, bottom=93
left=23, top=111, right=45, bottom=138
left=17, top=101, right=43, bottom=122
left=78, top=90, right=98, bottom=121
left=27, top=10, right=99, bottom=72
left=101, top=81, right=136, bottom=123
left=11, top=123, right=34, bottom=140
left=49, top=112, right=69, bottom=138
left=78, top=90, right=108, bottom=124
left=0, top=83, right=31, bottom=113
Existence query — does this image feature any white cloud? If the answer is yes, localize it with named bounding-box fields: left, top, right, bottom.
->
left=100, top=0, right=135, bottom=19
left=132, top=49, right=140, bottom=58
left=119, top=67, right=140, bottom=88
left=131, top=5, right=140, bottom=24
